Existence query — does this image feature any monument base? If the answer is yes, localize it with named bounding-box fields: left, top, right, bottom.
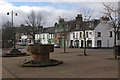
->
left=20, top=59, right=63, bottom=67
left=2, top=49, right=27, bottom=57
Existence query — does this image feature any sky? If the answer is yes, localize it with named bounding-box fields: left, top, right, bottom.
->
left=0, top=0, right=119, bottom=27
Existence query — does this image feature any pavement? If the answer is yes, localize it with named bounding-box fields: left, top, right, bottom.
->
left=2, top=48, right=119, bottom=78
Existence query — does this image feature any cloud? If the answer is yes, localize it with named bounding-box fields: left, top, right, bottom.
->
left=4, top=0, right=120, bottom=2
left=2, top=1, right=117, bottom=27
left=0, top=0, right=79, bottom=27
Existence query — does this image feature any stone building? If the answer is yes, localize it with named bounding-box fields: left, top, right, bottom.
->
left=54, top=15, right=81, bottom=48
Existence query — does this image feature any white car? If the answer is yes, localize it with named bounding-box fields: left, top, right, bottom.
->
left=51, top=43, right=60, bottom=48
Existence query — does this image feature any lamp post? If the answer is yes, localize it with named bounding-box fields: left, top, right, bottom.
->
left=7, top=11, right=18, bottom=49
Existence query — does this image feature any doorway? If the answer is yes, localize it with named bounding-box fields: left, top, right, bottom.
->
left=97, top=40, right=102, bottom=48
left=87, top=40, right=92, bottom=48
left=81, top=40, right=83, bottom=48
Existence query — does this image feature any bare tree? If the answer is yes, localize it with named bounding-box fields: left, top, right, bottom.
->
left=78, top=8, right=94, bottom=56
left=2, top=21, right=16, bottom=48
left=25, top=10, right=46, bottom=43
left=102, top=2, right=120, bottom=59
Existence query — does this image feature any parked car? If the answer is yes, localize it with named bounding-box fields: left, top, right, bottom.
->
left=51, top=43, right=60, bottom=48
left=17, top=42, right=21, bottom=45
left=17, top=42, right=26, bottom=46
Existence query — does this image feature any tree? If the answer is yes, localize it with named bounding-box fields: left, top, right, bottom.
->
left=25, top=10, right=46, bottom=43
left=2, top=21, right=16, bottom=48
left=17, top=24, right=31, bottom=35
left=78, top=8, right=94, bottom=56
left=102, top=2, right=120, bottom=59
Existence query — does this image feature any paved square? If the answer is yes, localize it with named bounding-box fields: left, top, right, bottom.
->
left=2, top=48, right=118, bottom=78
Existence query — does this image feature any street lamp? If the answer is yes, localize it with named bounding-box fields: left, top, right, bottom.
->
left=7, top=11, right=18, bottom=49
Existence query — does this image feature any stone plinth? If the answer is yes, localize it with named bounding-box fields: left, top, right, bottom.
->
left=20, top=44, right=63, bottom=67
left=27, top=44, right=54, bottom=61
left=3, top=49, right=27, bottom=57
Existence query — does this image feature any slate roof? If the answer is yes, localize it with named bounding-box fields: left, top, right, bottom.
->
left=71, top=19, right=100, bottom=31
left=43, top=27, right=55, bottom=34
left=55, top=19, right=100, bottom=33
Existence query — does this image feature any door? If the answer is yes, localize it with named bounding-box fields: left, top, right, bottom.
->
left=70, top=40, right=73, bottom=48
left=87, top=40, right=92, bottom=47
left=81, top=40, right=83, bottom=48
left=75, top=40, right=79, bottom=48
left=59, top=40, right=61, bottom=47
left=63, top=40, right=66, bottom=48
left=97, top=40, right=102, bottom=48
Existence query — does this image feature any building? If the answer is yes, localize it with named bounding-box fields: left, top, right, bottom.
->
left=35, top=27, right=54, bottom=44
left=54, top=14, right=82, bottom=48
left=69, top=16, right=115, bottom=48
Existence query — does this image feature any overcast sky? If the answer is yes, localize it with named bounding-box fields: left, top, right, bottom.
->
left=0, top=0, right=118, bottom=27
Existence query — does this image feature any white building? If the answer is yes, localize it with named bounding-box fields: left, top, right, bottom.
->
left=35, top=27, right=54, bottom=44
left=19, top=34, right=27, bottom=44
left=70, top=17, right=115, bottom=48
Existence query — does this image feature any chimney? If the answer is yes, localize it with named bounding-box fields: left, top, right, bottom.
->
left=76, top=14, right=82, bottom=21
left=59, top=18, right=64, bottom=24
left=100, top=16, right=109, bottom=21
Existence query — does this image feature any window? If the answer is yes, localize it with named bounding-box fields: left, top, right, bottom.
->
left=76, top=33, right=78, bottom=39
left=52, top=34, right=53, bottom=39
left=50, top=34, right=51, bottom=39
left=80, top=32, right=82, bottom=38
left=43, top=34, right=45, bottom=39
left=118, top=31, right=120, bottom=40
left=97, top=32, right=101, bottom=37
left=89, top=32, right=92, bottom=35
left=86, top=32, right=88, bottom=38
left=47, top=34, right=49, bottom=39
left=110, top=31, right=112, bottom=37
left=55, top=34, right=57, bottom=38
left=89, top=22, right=92, bottom=28
left=76, top=24, right=79, bottom=29
left=73, top=33, right=75, bottom=38
left=60, top=24, right=62, bottom=27
left=56, top=26, right=58, bottom=30
left=66, top=24, right=68, bottom=28
left=55, top=23, right=58, bottom=30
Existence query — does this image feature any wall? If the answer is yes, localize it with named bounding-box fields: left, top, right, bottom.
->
left=94, top=21, right=114, bottom=48
left=70, top=30, right=94, bottom=48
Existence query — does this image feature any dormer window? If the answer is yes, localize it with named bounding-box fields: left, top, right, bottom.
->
left=66, top=24, right=68, bottom=28
left=89, top=22, right=92, bottom=28
left=55, top=23, right=58, bottom=30
left=56, top=25, right=58, bottom=30
left=76, top=24, right=79, bottom=29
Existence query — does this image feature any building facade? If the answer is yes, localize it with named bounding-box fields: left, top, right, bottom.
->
left=69, top=16, right=115, bottom=48
left=54, top=14, right=82, bottom=48
left=35, top=27, right=54, bottom=44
